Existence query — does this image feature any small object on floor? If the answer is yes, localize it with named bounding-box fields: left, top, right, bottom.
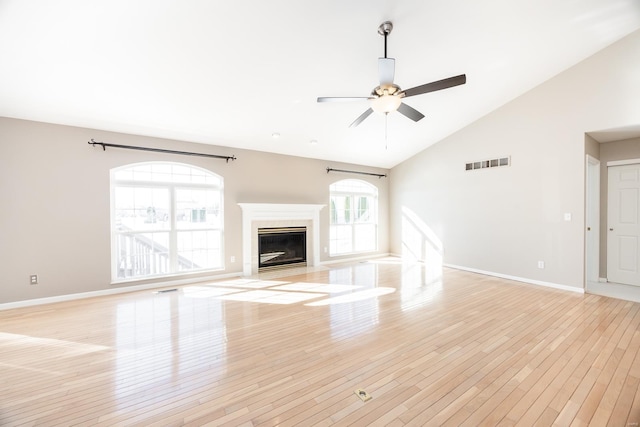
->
left=355, top=388, right=372, bottom=402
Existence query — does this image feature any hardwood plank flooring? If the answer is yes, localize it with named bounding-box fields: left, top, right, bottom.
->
left=1, top=259, right=640, bottom=426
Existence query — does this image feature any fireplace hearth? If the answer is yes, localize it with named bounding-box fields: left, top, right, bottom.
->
left=258, top=227, right=307, bottom=270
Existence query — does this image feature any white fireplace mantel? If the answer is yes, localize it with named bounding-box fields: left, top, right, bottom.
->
left=238, top=203, right=325, bottom=276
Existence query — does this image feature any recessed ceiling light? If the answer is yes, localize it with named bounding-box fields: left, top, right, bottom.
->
left=310, top=139, right=318, bottom=145
left=271, top=132, right=280, bottom=138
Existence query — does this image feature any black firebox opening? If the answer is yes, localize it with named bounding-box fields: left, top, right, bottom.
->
left=258, top=227, right=307, bottom=269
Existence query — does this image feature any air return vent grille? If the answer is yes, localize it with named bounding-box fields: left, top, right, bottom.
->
left=465, top=156, right=510, bottom=171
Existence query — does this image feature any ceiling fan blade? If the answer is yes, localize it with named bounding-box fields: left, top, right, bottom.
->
left=397, top=103, right=425, bottom=122
left=402, top=74, right=466, bottom=98
left=349, top=108, right=374, bottom=128
left=378, top=58, right=395, bottom=85
left=317, top=96, right=372, bottom=103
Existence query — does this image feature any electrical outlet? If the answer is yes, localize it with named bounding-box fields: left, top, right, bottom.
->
left=537, top=261, right=545, bottom=269
left=324, top=246, right=327, bottom=253
left=230, top=256, right=235, bottom=263
left=30, top=274, right=38, bottom=285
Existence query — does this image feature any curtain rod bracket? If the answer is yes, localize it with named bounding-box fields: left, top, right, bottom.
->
left=88, top=139, right=236, bottom=162
left=89, top=139, right=107, bottom=151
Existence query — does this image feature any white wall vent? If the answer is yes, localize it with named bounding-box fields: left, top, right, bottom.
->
left=465, top=156, right=510, bottom=171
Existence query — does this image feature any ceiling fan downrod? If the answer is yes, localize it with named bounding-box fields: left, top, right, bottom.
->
left=378, top=21, right=393, bottom=59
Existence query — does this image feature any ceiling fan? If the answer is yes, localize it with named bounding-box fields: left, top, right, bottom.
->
left=317, top=21, right=466, bottom=128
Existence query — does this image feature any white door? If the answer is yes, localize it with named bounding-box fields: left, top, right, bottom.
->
left=608, top=163, right=640, bottom=286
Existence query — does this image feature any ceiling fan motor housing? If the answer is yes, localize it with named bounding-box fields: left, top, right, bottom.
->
left=372, top=84, right=401, bottom=97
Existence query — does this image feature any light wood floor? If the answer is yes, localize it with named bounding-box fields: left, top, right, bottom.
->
left=2, top=259, right=640, bottom=426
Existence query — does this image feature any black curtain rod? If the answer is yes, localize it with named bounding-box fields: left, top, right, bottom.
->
left=88, top=139, right=237, bottom=162
left=326, top=167, right=387, bottom=178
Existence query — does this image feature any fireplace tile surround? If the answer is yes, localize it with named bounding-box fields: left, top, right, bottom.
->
left=238, top=203, right=325, bottom=276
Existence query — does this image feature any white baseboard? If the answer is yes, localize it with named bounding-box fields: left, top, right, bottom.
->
left=444, top=264, right=584, bottom=294
left=0, top=272, right=240, bottom=311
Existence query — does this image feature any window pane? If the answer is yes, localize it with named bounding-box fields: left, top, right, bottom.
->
left=330, top=224, right=353, bottom=255
left=132, top=164, right=153, bottom=182
left=354, top=224, right=376, bottom=252
left=330, top=195, right=351, bottom=224
left=115, top=232, right=170, bottom=279
left=205, top=175, right=222, bottom=186
left=114, top=169, right=133, bottom=181
left=176, top=188, right=222, bottom=230
left=355, top=196, right=371, bottom=223
left=114, top=187, right=170, bottom=231
left=330, top=179, right=377, bottom=194
left=177, top=230, right=222, bottom=270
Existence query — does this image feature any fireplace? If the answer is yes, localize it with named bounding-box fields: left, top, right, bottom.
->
left=238, top=203, right=325, bottom=276
left=258, top=227, right=307, bottom=270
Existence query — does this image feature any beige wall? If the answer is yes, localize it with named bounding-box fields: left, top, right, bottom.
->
left=390, top=29, right=640, bottom=290
left=598, top=137, right=640, bottom=276
left=0, top=118, right=389, bottom=304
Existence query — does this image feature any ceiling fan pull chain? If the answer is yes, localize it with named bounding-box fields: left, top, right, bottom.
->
left=385, top=112, right=388, bottom=150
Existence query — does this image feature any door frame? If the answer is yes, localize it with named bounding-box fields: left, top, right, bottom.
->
left=586, top=155, right=600, bottom=287
left=608, top=158, right=640, bottom=167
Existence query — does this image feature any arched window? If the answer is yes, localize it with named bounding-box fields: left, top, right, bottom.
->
left=111, top=162, right=223, bottom=281
left=329, top=179, right=378, bottom=256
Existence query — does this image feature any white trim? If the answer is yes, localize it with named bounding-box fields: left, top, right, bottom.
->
left=607, top=158, right=640, bottom=167
left=0, top=272, right=239, bottom=311
left=585, top=154, right=600, bottom=285
left=444, top=264, right=584, bottom=294
left=587, top=155, right=600, bottom=165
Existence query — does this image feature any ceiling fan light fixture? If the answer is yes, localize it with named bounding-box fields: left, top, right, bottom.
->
left=371, top=94, right=402, bottom=114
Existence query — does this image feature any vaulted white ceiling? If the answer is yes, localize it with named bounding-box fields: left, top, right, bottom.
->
left=1, top=1, right=639, bottom=168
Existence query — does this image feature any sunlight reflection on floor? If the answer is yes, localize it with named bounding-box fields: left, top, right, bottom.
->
left=217, top=289, right=325, bottom=304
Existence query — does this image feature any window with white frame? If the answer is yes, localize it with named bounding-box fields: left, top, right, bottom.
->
left=329, top=179, right=378, bottom=256
left=111, top=162, right=223, bottom=281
